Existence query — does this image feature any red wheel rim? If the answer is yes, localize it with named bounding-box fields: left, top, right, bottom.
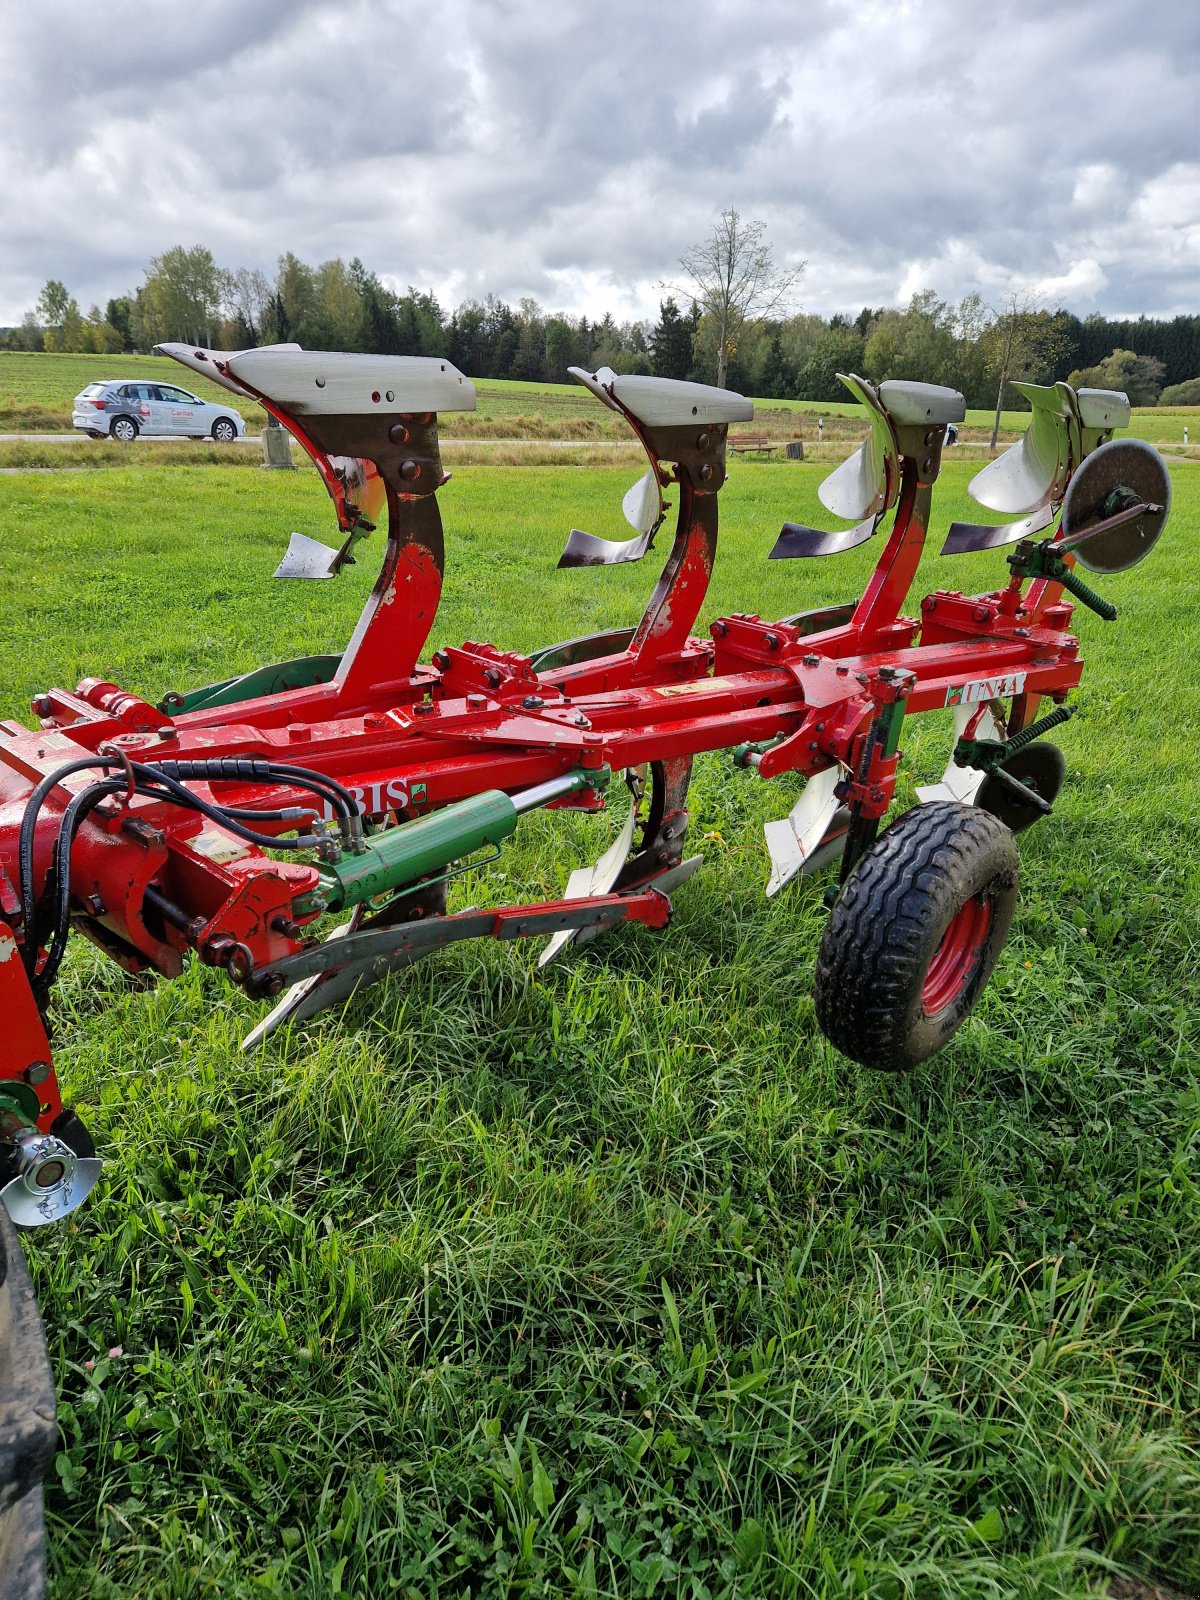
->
left=922, top=894, right=993, bottom=1015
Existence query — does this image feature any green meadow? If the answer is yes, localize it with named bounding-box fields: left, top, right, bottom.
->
left=0, top=454, right=1197, bottom=1598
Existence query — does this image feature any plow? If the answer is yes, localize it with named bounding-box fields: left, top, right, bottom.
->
left=0, top=344, right=1173, bottom=1587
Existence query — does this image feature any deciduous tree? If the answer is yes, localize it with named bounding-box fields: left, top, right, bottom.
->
left=983, top=292, right=1068, bottom=449
left=669, top=210, right=802, bottom=389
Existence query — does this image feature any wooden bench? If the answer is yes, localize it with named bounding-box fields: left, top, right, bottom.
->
left=729, top=431, right=776, bottom=456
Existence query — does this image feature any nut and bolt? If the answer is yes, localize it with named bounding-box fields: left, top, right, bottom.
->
left=697, top=463, right=713, bottom=482
left=86, top=894, right=106, bottom=916
left=764, top=632, right=780, bottom=651
left=712, top=620, right=728, bottom=638
left=522, top=695, right=545, bottom=710
left=484, top=668, right=503, bottom=688
left=31, top=694, right=53, bottom=717
left=696, top=431, right=710, bottom=449
left=432, top=651, right=450, bottom=670
left=803, top=653, right=820, bottom=667
left=388, top=422, right=410, bottom=444
left=399, top=459, right=420, bottom=481
left=22, top=1062, right=50, bottom=1087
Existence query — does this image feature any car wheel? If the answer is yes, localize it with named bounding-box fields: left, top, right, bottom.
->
left=211, top=418, right=237, bottom=443
left=110, top=417, right=139, bottom=442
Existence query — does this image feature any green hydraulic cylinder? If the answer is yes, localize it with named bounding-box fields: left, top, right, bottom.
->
left=299, top=770, right=601, bottom=914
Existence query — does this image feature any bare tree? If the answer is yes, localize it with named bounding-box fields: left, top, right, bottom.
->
left=984, top=291, right=1067, bottom=450
left=668, top=210, right=803, bottom=389
left=222, top=267, right=274, bottom=344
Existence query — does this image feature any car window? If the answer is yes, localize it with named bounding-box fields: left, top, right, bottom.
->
left=117, top=384, right=140, bottom=398
left=159, top=386, right=198, bottom=403
left=81, top=383, right=106, bottom=396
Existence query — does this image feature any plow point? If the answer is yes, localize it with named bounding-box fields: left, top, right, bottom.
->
left=764, top=765, right=842, bottom=896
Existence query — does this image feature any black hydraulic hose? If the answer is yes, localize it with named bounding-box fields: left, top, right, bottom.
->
left=149, top=757, right=359, bottom=835
left=18, top=756, right=347, bottom=986
left=18, top=757, right=119, bottom=977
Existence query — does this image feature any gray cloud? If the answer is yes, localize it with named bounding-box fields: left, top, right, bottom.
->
left=1, top=0, right=1197, bottom=325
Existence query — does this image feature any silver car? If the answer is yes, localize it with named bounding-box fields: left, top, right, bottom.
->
left=72, top=380, right=246, bottom=442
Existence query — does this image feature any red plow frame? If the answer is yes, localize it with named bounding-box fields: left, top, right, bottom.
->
left=0, top=348, right=1169, bottom=1227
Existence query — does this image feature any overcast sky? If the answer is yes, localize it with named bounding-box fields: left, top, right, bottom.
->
left=1, top=0, right=1197, bottom=329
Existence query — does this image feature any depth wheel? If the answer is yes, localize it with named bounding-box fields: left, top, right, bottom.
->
left=814, top=802, right=1019, bottom=1071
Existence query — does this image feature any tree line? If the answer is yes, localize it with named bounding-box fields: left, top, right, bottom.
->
left=6, top=240, right=1200, bottom=408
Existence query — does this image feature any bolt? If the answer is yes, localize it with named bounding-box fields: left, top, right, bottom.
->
left=712, top=620, right=728, bottom=638
left=22, top=1062, right=50, bottom=1086
left=836, top=664, right=849, bottom=676
left=156, top=723, right=177, bottom=740
left=364, top=712, right=388, bottom=729
left=973, top=606, right=991, bottom=622
left=31, top=693, right=52, bottom=717
left=803, top=653, right=820, bottom=667
left=856, top=672, right=869, bottom=685
left=432, top=650, right=450, bottom=671
left=522, top=695, right=545, bottom=710
left=698, top=463, right=713, bottom=482
left=399, top=459, right=420, bottom=481
left=1013, top=627, right=1029, bottom=637
left=86, top=894, right=106, bottom=916
left=389, top=422, right=410, bottom=444
left=815, top=722, right=824, bottom=732
left=764, top=632, right=780, bottom=651
left=922, top=596, right=937, bottom=612
left=467, top=693, right=486, bottom=708
left=414, top=699, right=435, bottom=716
left=574, top=713, right=591, bottom=728
left=484, top=668, right=503, bottom=688
left=696, top=431, right=710, bottom=449
left=271, top=914, right=304, bottom=939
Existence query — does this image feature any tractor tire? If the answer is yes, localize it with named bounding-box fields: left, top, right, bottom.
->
left=814, top=802, right=1019, bottom=1071
left=0, top=1207, right=54, bottom=1600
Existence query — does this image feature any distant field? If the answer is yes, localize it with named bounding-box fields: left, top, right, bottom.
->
left=3, top=351, right=1196, bottom=457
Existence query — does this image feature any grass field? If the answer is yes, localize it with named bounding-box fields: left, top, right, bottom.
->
left=1, top=456, right=1198, bottom=1598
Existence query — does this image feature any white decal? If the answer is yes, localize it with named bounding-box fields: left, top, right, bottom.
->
left=945, top=672, right=1026, bottom=707
left=321, top=776, right=413, bottom=820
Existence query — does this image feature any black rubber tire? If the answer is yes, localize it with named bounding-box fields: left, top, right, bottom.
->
left=814, top=801, right=1019, bottom=1071
left=0, top=1207, right=54, bottom=1600
left=109, top=416, right=138, bottom=442
left=211, top=417, right=237, bottom=442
